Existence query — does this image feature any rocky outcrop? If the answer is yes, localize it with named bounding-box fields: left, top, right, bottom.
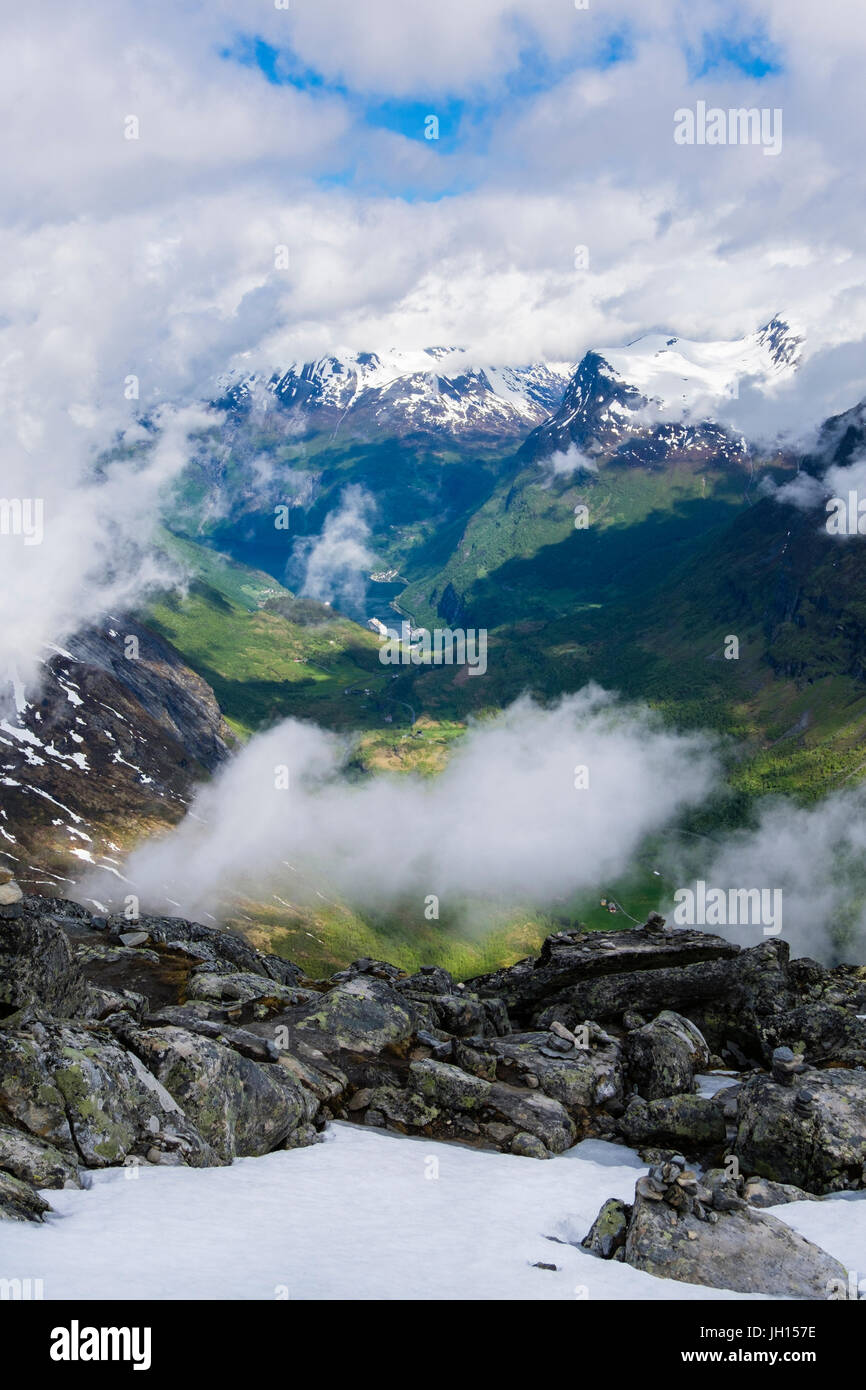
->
left=584, top=1155, right=846, bottom=1300
left=733, top=1067, right=866, bottom=1193
left=0, top=620, right=235, bottom=889
left=2, top=895, right=863, bottom=1307
left=466, top=916, right=740, bottom=1028
left=0, top=903, right=90, bottom=1019
left=0, top=898, right=326, bottom=1219
left=116, top=1022, right=316, bottom=1162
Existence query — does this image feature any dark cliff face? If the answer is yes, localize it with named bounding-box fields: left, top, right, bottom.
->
left=0, top=618, right=234, bottom=892
left=523, top=350, right=746, bottom=469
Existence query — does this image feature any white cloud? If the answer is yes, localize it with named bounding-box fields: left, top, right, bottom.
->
left=661, top=786, right=866, bottom=963
left=84, top=688, right=720, bottom=923
left=293, top=485, right=377, bottom=618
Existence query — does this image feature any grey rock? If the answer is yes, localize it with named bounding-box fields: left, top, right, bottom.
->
left=743, top=1176, right=819, bottom=1208
left=510, top=1132, right=551, bottom=1159
left=620, top=1093, right=727, bottom=1151
left=582, top=1197, right=631, bottom=1257
left=293, top=977, right=418, bottom=1057
left=624, top=1010, right=710, bottom=1101
left=734, top=1067, right=866, bottom=1193
left=0, top=1124, right=82, bottom=1189
left=0, top=910, right=90, bottom=1018
left=0, top=1169, right=52, bottom=1223
left=121, top=1023, right=317, bottom=1162
left=622, top=1187, right=845, bottom=1299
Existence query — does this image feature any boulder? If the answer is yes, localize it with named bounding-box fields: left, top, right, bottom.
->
left=0, top=1124, right=82, bottom=1189
left=0, top=1022, right=217, bottom=1168
left=620, top=1093, right=728, bottom=1152
left=121, top=1023, right=317, bottom=1162
left=757, top=1002, right=866, bottom=1069
left=293, top=977, right=418, bottom=1057
left=347, top=1057, right=576, bottom=1156
left=585, top=1156, right=847, bottom=1298
left=409, top=1059, right=491, bottom=1113
left=466, top=921, right=739, bottom=1028
left=743, top=1176, right=819, bottom=1208
left=485, top=1083, right=576, bottom=1153
left=0, top=910, right=90, bottom=1018
left=733, top=1067, right=866, bottom=1193
left=511, top=1132, right=551, bottom=1160
left=186, top=969, right=313, bottom=1011
left=0, top=1169, right=51, bottom=1223
left=454, top=1028, right=623, bottom=1133
left=624, top=1011, right=709, bottom=1101
left=622, top=1188, right=844, bottom=1299
left=582, top=1197, right=630, bottom=1259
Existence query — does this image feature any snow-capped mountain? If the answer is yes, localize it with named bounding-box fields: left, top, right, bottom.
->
left=218, top=348, right=575, bottom=442
left=526, top=317, right=803, bottom=466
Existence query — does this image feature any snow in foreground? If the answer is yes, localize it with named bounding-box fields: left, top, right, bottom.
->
left=1, top=1124, right=863, bottom=1300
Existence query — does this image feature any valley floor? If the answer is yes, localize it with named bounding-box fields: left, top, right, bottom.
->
left=4, top=1122, right=864, bottom=1301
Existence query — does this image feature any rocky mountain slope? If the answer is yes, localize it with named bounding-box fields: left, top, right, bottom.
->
left=0, top=619, right=234, bottom=895
left=2, top=890, right=864, bottom=1298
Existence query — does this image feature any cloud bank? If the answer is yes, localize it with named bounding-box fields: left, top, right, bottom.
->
left=84, top=687, right=719, bottom=925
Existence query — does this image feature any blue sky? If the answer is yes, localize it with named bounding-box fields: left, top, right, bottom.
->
left=220, top=20, right=783, bottom=199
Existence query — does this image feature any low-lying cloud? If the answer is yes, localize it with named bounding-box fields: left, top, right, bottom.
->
left=659, top=787, right=866, bottom=962
left=84, top=687, right=719, bottom=927
left=292, top=485, right=377, bottom=620
left=543, top=443, right=599, bottom=477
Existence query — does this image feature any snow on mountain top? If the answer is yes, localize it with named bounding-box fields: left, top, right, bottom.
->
left=219, top=349, right=576, bottom=433
left=590, top=317, right=802, bottom=418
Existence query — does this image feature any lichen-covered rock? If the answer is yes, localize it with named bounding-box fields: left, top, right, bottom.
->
left=186, top=970, right=313, bottom=1011
left=364, top=1085, right=441, bottom=1130
left=757, top=1002, right=866, bottom=1069
left=0, top=1123, right=82, bottom=1189
left=467, top=921, right=740, bottom=1028
left=0, top=910, right=90, bottom=1018
left=734, top=1067, right=866, bottom=1193
left=510, top=1132, right=551, bottom=1159
left=409, top=1058, right=491, bottom=1112
left=293, top=977, right=418, bottom=1057
left=485, top=1083, right=576, bottom=1153
left=395, top=966, right=509, bottom=1037
left=622, top=1187, right=845, bottom=1299
left=582, top=1197, right=631, bottom=1258
left=0, top=1169, right=52, bottom=1223
left=0, top=1022, right=217, bottom=1168
left=122, top=1024, right=317, bottom=1161
left=452, top=1028, right=623, bottom=1129
left=743, top=1176, right=819, bottom=1208
left=620, top=1093, right=728, bottom=1152
left=117, top=914, right=303, bottom=986
left=624, top=1011, right=709, bottom=1101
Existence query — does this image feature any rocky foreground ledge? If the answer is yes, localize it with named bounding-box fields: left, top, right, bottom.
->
left=2, top=889, right=865, bottom=1299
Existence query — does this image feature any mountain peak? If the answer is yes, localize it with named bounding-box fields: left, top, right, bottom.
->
left=217, top=349, right=575, bottom=442
left=525, top=318, right=803, bottom=466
